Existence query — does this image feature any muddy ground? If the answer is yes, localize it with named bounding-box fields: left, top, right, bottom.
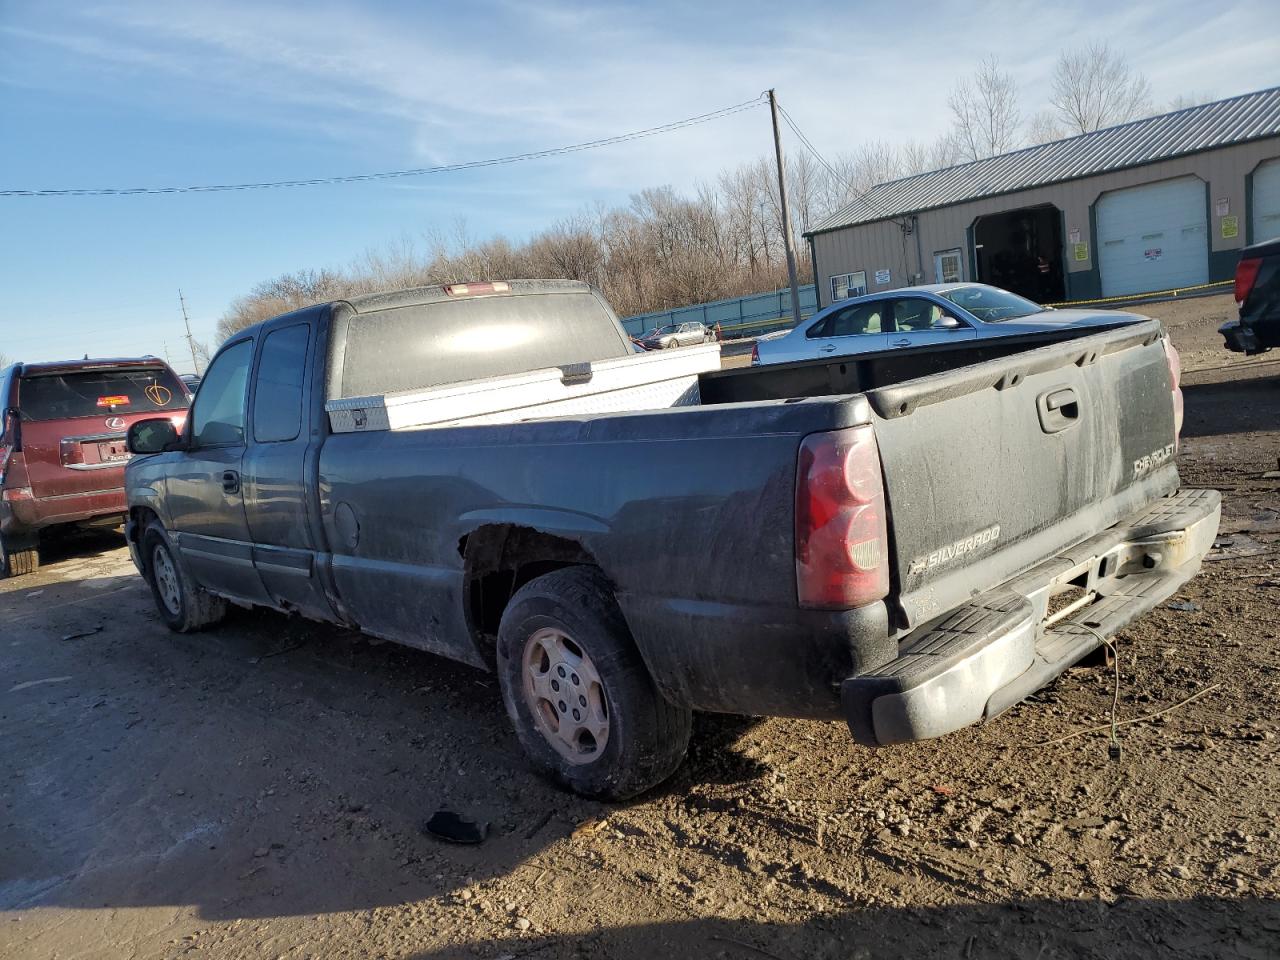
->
left=3, top=293, right=1279, bottom=959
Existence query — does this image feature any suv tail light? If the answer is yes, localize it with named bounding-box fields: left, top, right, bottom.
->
left=1235, top=257, right=1261, bottom=307
left=1163, top=338, right=1183, bottom=446
left=795, top=425, right=889, bottom=609
left=750, top=341, right=760, bottom=364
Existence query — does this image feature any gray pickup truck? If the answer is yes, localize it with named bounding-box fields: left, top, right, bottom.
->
left=124, top=279, right=1218, bottom=799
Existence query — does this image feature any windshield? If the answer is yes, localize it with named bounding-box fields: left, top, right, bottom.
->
left=19, top=367, right=190, bottom=421
left=648, top=325, right=677, bottom=336
left=938, top=286, right=1044, bottom=322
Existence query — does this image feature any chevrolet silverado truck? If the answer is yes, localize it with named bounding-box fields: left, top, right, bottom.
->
left=123, top=280, right=1218, bottom=799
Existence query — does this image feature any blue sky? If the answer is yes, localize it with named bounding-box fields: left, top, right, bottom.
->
left=2, top=0, right=1278, bottom=373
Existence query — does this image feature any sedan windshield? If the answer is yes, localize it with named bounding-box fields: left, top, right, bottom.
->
left=938, top=286, right=1044, bottom=322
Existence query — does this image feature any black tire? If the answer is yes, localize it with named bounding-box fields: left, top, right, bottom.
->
left=496, top=566, right=692, bottom=800
left=141, top=521, right=227, bottom=633
left=0, top=536, right=39, bottom=578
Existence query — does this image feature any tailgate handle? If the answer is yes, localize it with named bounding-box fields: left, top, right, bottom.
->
left=1038, top=386, right=1079, bottom=433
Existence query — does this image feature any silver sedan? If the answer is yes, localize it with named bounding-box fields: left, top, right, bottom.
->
left=752, top=284, right=1144, bottom=365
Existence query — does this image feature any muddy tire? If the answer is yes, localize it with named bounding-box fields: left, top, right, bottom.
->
left=496, top=566, right=692, bottom=800
left=0, top=536, right=39, bottom=578
left=142, top=522, right=227, bottom=633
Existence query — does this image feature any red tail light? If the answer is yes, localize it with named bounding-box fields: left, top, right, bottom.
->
left=795, top=425, right=889, bottom=609
left=1235, top=257, right=1261, bottom=307
left=751, top=342, right=760, bottom=364
left=1163, top=338, right=1183, bottom=447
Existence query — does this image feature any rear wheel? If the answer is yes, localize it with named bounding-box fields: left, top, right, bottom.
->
left=0, top=534, right=39, bottom=579
left=142, top=522, right=227, bottom=632
left=496, top=566, right=692, bottom=800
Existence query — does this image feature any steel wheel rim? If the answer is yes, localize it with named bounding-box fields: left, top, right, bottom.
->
left=152, top=543, right=181, bottom=615
left=521, top=627, right=609, bottom=765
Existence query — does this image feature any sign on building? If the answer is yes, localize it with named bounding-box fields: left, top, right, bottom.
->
left=874, top=268, right=891, bottom=284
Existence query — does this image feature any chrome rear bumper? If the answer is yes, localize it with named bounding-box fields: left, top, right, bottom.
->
left=842, top=488, right=1221, bottom=746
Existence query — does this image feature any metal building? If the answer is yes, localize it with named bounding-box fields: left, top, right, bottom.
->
left=806, top=87, right=1280, bottom=308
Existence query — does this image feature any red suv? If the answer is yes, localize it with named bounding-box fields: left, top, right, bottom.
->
left=0, top=357, right=190, bottom=577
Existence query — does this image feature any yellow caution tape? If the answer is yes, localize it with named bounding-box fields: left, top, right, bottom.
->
left=1043, top=279, right=1232, bottom=309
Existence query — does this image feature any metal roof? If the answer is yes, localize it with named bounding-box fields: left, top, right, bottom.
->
left=809, top=86, right=1280, bottom=235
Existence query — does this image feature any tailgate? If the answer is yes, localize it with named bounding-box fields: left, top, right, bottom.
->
left=868, top=321, right=1179, bottom=629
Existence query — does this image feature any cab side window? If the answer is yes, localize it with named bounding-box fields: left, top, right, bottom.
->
left=253, top=325, right=310, bottom=443
left=190, top=340, right=253, bottom=447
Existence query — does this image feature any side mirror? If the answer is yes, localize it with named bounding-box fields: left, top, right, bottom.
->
left=127, top=417, right=180, bottom=455
left=938, top=315, right=962, bottom=329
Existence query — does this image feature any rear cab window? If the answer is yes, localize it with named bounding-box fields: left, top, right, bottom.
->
left=18, top=367, right=190, bottom=421
left=335, top=289, right=633, bottom=399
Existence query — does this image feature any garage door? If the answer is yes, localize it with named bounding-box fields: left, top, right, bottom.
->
left=1253, top=158, right=1280, bottom=244
left=1096, top=176, right=1208, bottom=296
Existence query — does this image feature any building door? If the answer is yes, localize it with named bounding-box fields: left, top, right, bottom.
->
left=934, top=249, right=964, bottom=283
left=1252, top=158, right=1280, bottom=244
left=1096, top=176, right=1208, bottom=297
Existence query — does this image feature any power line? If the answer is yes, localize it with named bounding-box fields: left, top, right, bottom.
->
left=3, top=97, right=766, bottom=198
left=775, top=98, right=903, bottom=225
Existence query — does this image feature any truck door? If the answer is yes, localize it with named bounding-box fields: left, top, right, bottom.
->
left=240, top=319, right=337, bottom=621
left=165, top=337, right=272, bottom=605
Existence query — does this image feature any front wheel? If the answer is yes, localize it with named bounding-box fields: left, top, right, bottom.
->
left=142, top=522, right=227, bottom=633
left=496, top=566, right=692, bottom=800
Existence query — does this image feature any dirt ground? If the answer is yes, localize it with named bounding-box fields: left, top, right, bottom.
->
left=3, top=292, right=1279, bottom=960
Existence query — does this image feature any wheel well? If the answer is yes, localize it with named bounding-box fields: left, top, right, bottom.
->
left=460, top=524, right=601, bottom=663
left=128, top=507, right=160, bottom=574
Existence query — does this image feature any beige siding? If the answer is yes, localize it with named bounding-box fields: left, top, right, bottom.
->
left=811, top=137, right=1280, bottom=307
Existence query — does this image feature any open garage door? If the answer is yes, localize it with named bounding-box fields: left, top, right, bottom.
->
left=1253, top=158, right=1280, bottom=244
left=1096, top=176, right=1207, bottom=297
left=972, top=204, right=1065, bottom=303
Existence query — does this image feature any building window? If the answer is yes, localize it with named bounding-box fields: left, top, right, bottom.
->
left=830, top=272, right=867, bottom=302
left=934, top=249, right=963, bottom=284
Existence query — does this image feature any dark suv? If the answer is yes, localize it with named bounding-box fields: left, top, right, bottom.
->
left=0, top=357, right=190, bottom=576
left=1220, top=238, right=1280, bottom=354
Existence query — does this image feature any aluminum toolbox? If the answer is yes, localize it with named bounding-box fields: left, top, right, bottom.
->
left=326, top=343, right=721, bottom=433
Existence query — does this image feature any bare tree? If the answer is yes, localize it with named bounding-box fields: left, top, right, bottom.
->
left=948, top=55, right=1021, bottom=161
left=1026, top=111, right=1068, bottom=145
left=1049, top=41, right=1152, bottom=134
left=1168, top=91, right=1214, bottom=111
left=900, top=134, right=961, bottom=175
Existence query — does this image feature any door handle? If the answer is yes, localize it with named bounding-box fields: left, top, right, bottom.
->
left=1038, top=386, right=1080, bottom=434
left=222, top=470, right=241, bottom=494
left=892, top=338, right=912, bottom=347
left=820, top=344, right=837, bottom=353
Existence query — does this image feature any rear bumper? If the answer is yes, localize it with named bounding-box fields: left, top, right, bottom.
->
left=1, top=487, right=127, bottom=538
left=842, top=487, right=1221, bottom=746
left=1218, top=319, right=1263, bottom=354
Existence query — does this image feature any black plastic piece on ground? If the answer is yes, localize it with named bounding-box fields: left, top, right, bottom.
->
left=424, top=810, right=489, bottom=844
left=1108, top=742, right=1122, bottom=761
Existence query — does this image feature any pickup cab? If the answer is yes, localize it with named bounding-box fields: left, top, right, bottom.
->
left=124, top=279, right=1218, bottom=799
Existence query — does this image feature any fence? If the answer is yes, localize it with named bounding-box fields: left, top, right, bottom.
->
left=621, top=284, right=818, bottom=339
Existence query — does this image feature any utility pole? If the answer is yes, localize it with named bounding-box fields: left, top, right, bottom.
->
left=178, top=289, right=201, bottom=375
left=768, top=89, right=803, bottom=328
